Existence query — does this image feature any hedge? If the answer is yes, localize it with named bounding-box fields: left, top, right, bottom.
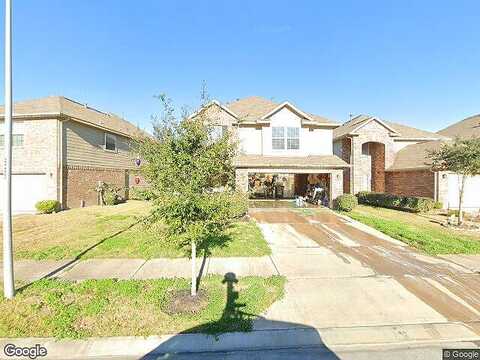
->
left=356, top=191, right=435, bottom=213
left=334, top=194, right=358, bottom=212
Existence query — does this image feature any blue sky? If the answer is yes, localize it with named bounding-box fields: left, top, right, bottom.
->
left=1, top=0, right=479, bottom=132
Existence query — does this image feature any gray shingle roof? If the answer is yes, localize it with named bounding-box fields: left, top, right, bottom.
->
left=225, top=96, right=337, bottom=125
left=0, top=96, right=144, bottom=138
left=438, top=114, right=480, bottom=139
left=234, top=154, right=349, bottom=169
left=387, top=140, right=447, bottom=171
left=333, top=114, right=447, bottom=140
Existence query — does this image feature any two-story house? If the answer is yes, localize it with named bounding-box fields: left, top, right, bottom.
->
left=195, top=96, right=350, bottom=206
left=0, top=96, right=144, bottom=213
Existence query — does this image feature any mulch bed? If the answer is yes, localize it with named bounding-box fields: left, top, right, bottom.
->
left=163, top=289, right=209, bottom=315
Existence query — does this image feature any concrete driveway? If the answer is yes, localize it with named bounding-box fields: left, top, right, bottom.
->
left=250, top=208, right=480, bottom=345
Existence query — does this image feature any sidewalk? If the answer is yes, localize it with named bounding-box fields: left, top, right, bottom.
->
left=0, top=256, right=279, bottom=282
left=1, top=323, right=479, bottom=359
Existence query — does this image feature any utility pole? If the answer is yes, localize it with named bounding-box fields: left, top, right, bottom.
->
left=3, top=0, right=15, bottom=299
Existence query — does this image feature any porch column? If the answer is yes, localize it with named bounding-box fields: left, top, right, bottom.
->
left=235, top=168, right=249, bottom=192
left=330, top=170, right=344, bottom=206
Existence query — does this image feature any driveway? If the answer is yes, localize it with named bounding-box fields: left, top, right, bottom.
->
left=250, top=208, right=480, bottom=345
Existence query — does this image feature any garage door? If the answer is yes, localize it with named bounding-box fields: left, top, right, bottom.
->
left=0, top=174, right=49, bottom=213
left=447, top=174, right=480, bottom=211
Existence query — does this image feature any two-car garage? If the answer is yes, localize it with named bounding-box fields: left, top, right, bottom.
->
left=0, top=174, right=49, bottom=214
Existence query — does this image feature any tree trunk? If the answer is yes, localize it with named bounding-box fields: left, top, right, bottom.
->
left=458, top=175, right=466, bottom=226
left=191, top=240, right=197, bottom=297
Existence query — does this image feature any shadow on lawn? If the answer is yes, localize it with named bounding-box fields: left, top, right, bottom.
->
left=16, top=217, right=143, bottom=293
left=141, top=272, right=340, bottom=359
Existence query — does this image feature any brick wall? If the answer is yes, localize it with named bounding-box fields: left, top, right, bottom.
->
left=370, top=142, right=385, bottom=192
left=341, top=138, right=351, bottom=194
left=385, top=169, right=434, bottom=198
left=63, top=165, right=129, bottom=208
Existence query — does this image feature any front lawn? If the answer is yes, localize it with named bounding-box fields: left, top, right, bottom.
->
left=0, top=276, right=285, bottom=338
left=344, top=205, right=480, bottom=255
left=4, top=201, right=270, bottom=260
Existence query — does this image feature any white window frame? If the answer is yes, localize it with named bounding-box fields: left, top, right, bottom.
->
left=272, top=126, right=300, bottom=151
left=272, top=126, right=285, bottom=150
left=104, top=133, right=117, bottom=152
left=287, top=127, right=300, bottom=150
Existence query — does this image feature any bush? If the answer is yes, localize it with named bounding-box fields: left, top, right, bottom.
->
left=434, top=201, right=443, bottom=210
left=35, top=200, right=61, bottom=214
left=130, top=187, right=155, bottom=201
left=356, top=191, right=435, bottom=213
left=334, top=194, right=358, bottom=212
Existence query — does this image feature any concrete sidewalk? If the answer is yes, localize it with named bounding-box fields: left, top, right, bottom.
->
left=1, top=323, right=479, bottom=359
left=0, top=256, right=280, bottom=282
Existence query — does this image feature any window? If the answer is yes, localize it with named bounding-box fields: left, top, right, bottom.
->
left=272, top=127, right=285, bottom=150
left=105, top=133, right=117, bottom=151
left=0, top=134, right=24, bottom=147
left=272, top=126, right=300, bottom=150
left=287, top=127, right=300, bottom=150
left=211, top=125, right=228, bottom=141
left=362, top=143, right=370, bottom=155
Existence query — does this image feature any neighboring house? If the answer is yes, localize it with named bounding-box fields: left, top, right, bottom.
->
left=332, top=114, right=448, bottom=200
left=0, top=96, right=144, bottom=213
left=193, top=96, right=350, bottom=206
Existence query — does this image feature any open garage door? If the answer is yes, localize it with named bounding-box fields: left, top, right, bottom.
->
left=0, top=174, right=49, bottom=213
left=447, top=174, right=480, bottom=211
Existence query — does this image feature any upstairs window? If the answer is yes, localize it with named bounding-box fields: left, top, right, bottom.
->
left=0, top=134, right=24, bottom=147
left=105, top=133, right=117, bottom=151
left=272, top=126, right=300, bottom=150
left=211, top=125, right=228, bottom=141
left=272, top=127, right=285, bottom=150
left=287, top=127, right=300, bottom=150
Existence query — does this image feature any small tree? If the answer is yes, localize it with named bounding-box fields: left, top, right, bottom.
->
left=428, top=137, right=480, bottom=225
left=136, top=95, right=247, bottom=296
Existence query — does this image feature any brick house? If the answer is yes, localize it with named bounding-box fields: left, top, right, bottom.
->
left=333, top=114, right=480, bottom=211
left=0, top=96, right=144, bottom=213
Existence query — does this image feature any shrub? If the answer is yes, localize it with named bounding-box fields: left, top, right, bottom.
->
left=35, top=200, right=61, bottom=214
left=129, top=187, right=155, bottom=201
left=434, top=201, right=443, bottom=210
left=356, top=191, right=435, bottom=213
left=95, top=182, right=122, bottom=206
left=334, top=194, right=358, bottom=212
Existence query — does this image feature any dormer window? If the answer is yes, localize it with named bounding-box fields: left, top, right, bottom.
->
left=272, top=126, right=300, bottom=150
left=104, top=133, right=117, bottom=151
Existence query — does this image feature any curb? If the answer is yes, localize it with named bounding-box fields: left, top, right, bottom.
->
left=1, top=323, right=479, bottom=359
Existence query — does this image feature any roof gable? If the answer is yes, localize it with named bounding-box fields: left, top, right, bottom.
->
left=224, top=96, right=338, bottom=126
left=334, top=114, right=448, bottom=141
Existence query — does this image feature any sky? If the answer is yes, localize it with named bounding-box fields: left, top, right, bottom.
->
left=0, top=0, right=479, bottom=133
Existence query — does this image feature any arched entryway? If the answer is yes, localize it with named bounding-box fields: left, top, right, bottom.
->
left=361, top=142, right=386, bottom=192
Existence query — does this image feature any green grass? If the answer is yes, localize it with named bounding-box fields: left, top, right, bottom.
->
left=9, top=201, right=270, bottom=260
left=0, top=276, right=285, bottom=338
left=82, top=220, right=271, bottom=259
left=344, top=205, right=480, bottom=255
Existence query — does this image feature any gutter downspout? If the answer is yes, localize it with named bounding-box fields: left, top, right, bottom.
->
left=349, top=136, right=354, bottom=194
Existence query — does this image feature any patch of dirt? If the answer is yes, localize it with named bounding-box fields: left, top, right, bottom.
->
left=163, top=289, right=208, bottom=315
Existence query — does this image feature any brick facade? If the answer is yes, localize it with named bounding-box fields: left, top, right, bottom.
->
left=63, top=165, right=131, bottom=208
left=341, top=138, right=351, bottom=194
left=385, top=169, right=435, bottom=199
left=370, top=142, right=386, bottom=192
